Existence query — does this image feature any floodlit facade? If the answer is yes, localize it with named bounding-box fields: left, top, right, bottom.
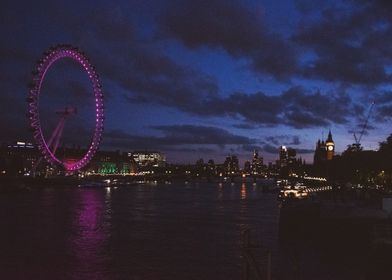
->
left=129, top=151, right=166, bottom=167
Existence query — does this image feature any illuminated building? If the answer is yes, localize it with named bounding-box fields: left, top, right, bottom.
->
left=279, top=146, right=288, bottom=167
left=86, top=150, right=120, bottom=174
left=287, top=148, right=297, bottom=166
left=224, top=155, right=239, bottom=174
left=251, top=149, right=264, bottom=174
left=0, top=141, right=39, bottom=176
left=244, top=160, right=251, bottom=173
left=98, top=162, right=118, bottom=174
left=85, top=150, right=137, bottom=175
left=325, top=130, right=335, bottom=160
left=277, top=146, right=304, bottom=177
left=129, top=151, right=166, bottom=167
left=314, top=130, right=335, bottom=164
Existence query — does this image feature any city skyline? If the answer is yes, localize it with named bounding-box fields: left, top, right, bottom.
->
left=2, top=0, right=392, bottom=164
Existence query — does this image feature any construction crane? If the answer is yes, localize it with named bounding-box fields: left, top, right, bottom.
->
left=351, top=101, right=375, bottom=152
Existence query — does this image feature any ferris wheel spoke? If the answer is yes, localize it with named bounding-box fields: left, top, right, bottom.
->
left=51, top=119, right=66, bottom=155
left=46, top=117, right=65, bottom=149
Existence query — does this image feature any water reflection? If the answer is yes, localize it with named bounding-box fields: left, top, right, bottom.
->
left=217, top=182, right=223, bottom=200
left=105, top=187, right=111, bottom=199
left=70, top=190, right=111, bottom=277
left=241, top=183, right=247, bottom=200
left=0, top=182, right=281, bottom=280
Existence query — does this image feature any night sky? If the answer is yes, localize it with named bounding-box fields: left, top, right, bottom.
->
left=1, top=0, right=392, bottom=164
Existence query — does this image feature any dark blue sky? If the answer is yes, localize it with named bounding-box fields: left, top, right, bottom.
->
left=1, top=0, right=392, bottom=164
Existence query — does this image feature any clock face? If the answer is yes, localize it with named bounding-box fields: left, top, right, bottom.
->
left=327, top=145, right=333, bottom=151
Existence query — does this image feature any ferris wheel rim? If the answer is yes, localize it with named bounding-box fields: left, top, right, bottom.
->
left=27, top=44, right=104, bottom=171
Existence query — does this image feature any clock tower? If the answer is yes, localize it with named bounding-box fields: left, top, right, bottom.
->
left=325, top=130, right=334, bottom=160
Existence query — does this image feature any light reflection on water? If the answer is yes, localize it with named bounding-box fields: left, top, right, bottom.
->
left=70, top=190, right=111, bottom=277
left=0, top=181, right=279, bottom=280
left=240, top=183, right=247, bottom=200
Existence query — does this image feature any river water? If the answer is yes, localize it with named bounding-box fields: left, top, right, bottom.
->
left=0, top=181, right=380, bottom=279
left=0, top=181, right=280, bottom=280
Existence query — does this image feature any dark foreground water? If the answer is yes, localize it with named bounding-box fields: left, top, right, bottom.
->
left=0, top=181, right=387, bottom=279
left=0, top=181, right=280, bottom=280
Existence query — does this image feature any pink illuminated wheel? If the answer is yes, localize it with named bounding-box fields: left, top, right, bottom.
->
left=27, top=44, right=104, bottom=171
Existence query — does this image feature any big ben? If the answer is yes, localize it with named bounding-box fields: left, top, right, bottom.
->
left=325, top=130, right=334, bottom=160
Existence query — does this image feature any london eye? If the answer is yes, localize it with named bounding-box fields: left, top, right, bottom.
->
left=27, top=44, right=104, bottom=172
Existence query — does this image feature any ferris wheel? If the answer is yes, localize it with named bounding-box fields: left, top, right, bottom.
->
left=27, top=44, right=104, bottom=172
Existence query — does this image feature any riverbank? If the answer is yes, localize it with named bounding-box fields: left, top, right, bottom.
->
left=279, top=197, right=392, bottom=279
left=0, top=175, right=276, bottom=193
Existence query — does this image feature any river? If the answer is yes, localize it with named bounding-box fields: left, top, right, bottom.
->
left=0, top=181, right=280, bottom=279
left=0, top=180, right=382, bottom=279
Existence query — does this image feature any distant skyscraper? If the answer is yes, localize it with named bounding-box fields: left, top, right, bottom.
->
left=287, top=148, right=297, bottom=165
left=244, top=160, right=251, bottom=173
left=224, top=155, right=239, bottom=174
left=251, top=149, right=263, bottom=174
left=279, top=146, right=288, bottom=167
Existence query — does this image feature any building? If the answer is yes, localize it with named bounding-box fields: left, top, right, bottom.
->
left=279, top=146, right=288, bottom=168
left=0, top=141, right=39, bottom=176
left=251, top=149, right=264, bottom=174
left=87, top=150, right=122, bottom=174
left=314, top=139, right=326, bottom=164
left=244, top=160, right=251, bottom=173
left=224, top=155, right=239, bottom=174
left=207, top=159, right=216, bottom=176
left=276, top=145, right=305, bottom=177
left=314, top=130, right=335, bottom=164
left=128, top=151, right=166, bottom=168
left=325, top=130, right=335, bottom=160
left=287, top=148, right=297, bottom=166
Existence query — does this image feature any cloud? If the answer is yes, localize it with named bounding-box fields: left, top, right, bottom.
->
left=295, top=148, right=314, bottom=154
left=241, top=144, right=264, bottom=153
left=72, top=8, right=220, bottom=114
left=160, top=0, right=298, bottom=79
left=0, top=1, right=373, bottom=137
left=262, top=144, right=279, bottom=154
left=260, top=143, right=313, bottom=155
left=2, top=0, right=389, bottom=158
left=104, top=125, right=256, bottom=150
left=152, top=125, right=254, bottom=145
left=163, top=147, right=216, bottom=153
left=160, top=0, right=392, bottom=89
left=232, top=123, right=259, bottom=130
left=41, top=72, right=95, bottom=106
left=116, top=76, right=359, bottom=129
left=265, top=135, right=301, bottom=146
left=291, top=135, right=301, bottom=145
left=374, top=91, right=392, bottom=104
left=375, top=105, right=392, bottom=121
left=294, top=0, right=392, bottom=85
left=79, top=8, right=358, bottom=132
left=184, top=86, right=356, bottom=129
left=0, top=3, right=221, bottom=144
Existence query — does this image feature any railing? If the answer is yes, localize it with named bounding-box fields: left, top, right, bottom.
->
left=372, top=221, right=392, bottom=246
left=240, top=226, right=271, bottom=280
